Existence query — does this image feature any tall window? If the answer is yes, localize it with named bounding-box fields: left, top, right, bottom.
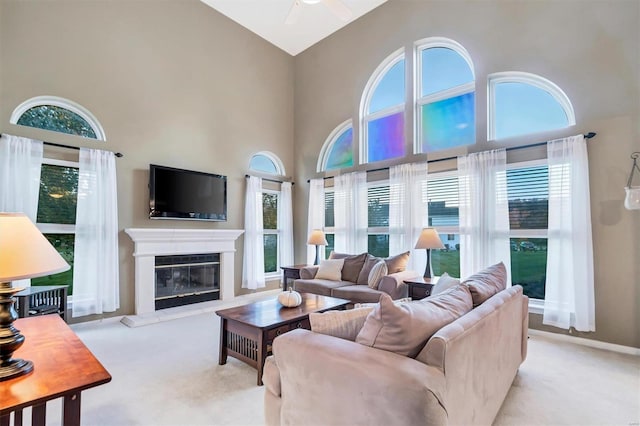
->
left=249, top=152, right=289, bottom=276
left=11, top=96, right=106, bottom=140
left=324, top=190, right=335, bottom=257
left=507, top=161, right=549, bottom=300
left=263, top=191, right=278, bottom=274
left=360, top=48, right=405, bottom=164
left=426, top=173, right=460, bottom=277
left=317, top=120, right=354, bottom=172
left=32, top=159, right=79, bottom=294
left=415, top=38, right=475, bottom=154
left=488, top=72, right=575, bottom=140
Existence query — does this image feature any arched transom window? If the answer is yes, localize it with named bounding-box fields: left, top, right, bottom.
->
left=488, top=72, right=575, bottom=140
left=415, top=37, right=475, bottom=153
left=317, top=119, right=353, bottom=172
left=249, top=151, right=285, bottom=176
left=10, top=96, right=106, bottom=140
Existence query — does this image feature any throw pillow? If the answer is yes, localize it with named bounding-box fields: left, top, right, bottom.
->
left=355, top=285, right=473, bottom=358
left=328, top=251, right=350, bottom=260
left=367, top=260, right=388, bottom=289
left=309, top=307, right=374, bottom=341
left=357, top=254, right=380, bottom=284
left=314, top=259, right=345, bottom=281
left=462, top=262, right=507, bottom=307
left=384, top=251, right=410, bottom=274
left=340, top=253, right=368, bottom=283
left=431, top=272, right=460, bottom=296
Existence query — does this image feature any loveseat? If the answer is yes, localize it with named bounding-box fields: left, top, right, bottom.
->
left=292, top=251, right=417, bottom=304
left=264, top=263, right=529, bottom=425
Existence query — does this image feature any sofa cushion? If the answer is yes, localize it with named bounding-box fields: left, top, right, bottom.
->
left=357, top=254, right=379, bottom=284
left=293, top=279, right=349, bottom=297
left=367, top=260, right=388, bottom=289
left=462, top=262, right=507, bottom=307
left=331, top=285, right=386, bottom=304
left=328, top=251, right=350, bottom=259
left=340, top=253, right=368, bottom=283
left=315, top=259, right=344, bottom=281
left=431, top=272, right=460, bottom=296
left=385, top=251, right=410, bottom=274
left=309, top=307, right=374, bottom=341
left=355, top=285, right=473, bottom=357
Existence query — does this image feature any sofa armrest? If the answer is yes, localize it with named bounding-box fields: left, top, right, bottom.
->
left=299, top=266, right=318, bottom=279
left=377, top=270, right=416, bottom=299
left=270, top=329, right=447, bottom=426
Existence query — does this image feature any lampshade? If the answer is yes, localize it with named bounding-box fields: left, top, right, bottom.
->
left=307, top=229, right=328, bottom=246
left=414, top=228, right=445, bottom=250
left=0, top=213, right=70, bottom=282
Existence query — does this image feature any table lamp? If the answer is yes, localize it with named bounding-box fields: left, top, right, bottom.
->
left=307, top=229, right=328, bottom=265
left=414, top=227, right=445, bottom=279
left=0, top=213, right=70, bottom=381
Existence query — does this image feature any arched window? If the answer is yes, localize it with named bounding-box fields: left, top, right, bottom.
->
left=360, top=48, right=405, bottom=164
left=317, top=120, right=353, bottom=172
left=249, top=151, right=285, bottom=175
left=488, top=72, right=575, bottom=140
left=415, top=37, right=475, bottom=154
left=11, top=96, right=106, bottom=140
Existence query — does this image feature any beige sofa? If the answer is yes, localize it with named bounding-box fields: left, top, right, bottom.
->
left=264, top=263, right=529, bottom=425
left=293, top=252, right=417, bottom=304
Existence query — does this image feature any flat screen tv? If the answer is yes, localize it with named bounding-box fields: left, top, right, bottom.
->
left=149, top=164, right=227, bottom=221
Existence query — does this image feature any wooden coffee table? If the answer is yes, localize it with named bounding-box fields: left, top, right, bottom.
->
left=216, top=293, right=349, bottom=385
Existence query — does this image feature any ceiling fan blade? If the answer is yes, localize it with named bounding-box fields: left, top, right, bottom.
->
left=285, top=0, right=303, bottom=25
left=322, top=0, right=353, bottom=21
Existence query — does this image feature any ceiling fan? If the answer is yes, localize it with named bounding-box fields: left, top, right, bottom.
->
left=285, top=0, right=353, bottom=25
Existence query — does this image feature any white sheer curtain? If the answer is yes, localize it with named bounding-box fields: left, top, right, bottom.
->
left=334, top=171, right=367, bottom=254
left=389, top=162, right=428, bottom=272
left=72, top=148, right=119, bottom=317
left=243, top=176, right=265, bottom=289
left=0, top=134, right=43, bottom=288
left=278, top=182, right=294, bottom=274
left=458, top=149, right=511, bottom=283
left=307, top=179, right=325, bottom=264
left=544, top=135, right=595, bottom=331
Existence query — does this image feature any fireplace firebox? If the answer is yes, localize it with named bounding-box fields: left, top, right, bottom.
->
left=155, top=253, right=220, bottom=310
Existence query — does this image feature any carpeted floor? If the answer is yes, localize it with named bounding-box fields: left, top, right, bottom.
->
left=29, top=309, right=640, bottom=425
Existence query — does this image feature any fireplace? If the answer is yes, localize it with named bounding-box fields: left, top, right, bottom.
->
left=123, top=228, right=244, bottom=326
left=155, top=253, right=220, bottom=310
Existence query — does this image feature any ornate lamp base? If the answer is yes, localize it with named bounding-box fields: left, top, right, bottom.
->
left=0, top=282, right=34, bottom=381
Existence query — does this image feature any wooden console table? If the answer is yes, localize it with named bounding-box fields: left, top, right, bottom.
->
left=216, top=293, right=349, bottom=385
left=0, top=315, right=112, bottom=426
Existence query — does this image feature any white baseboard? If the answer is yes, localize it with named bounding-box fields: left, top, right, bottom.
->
left=528, top=329, right=640, bottom=356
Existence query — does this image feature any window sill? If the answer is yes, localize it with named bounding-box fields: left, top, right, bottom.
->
left=528, top=298, right=544, bottom=315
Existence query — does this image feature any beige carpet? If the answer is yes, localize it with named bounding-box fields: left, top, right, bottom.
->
left=25, top=311, right=640, bottom=425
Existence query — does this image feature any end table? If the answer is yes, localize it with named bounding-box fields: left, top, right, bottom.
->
left=280, top=265, right=310, bottom=291
left=403, top=277, right=438, bottom=300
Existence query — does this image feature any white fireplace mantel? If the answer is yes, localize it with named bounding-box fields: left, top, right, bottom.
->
left=124, top=228, right=244, bottom=323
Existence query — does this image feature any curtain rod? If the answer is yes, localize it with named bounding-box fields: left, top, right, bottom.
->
left=245, top=174, right=295, bottom=185
left=307, top=132, right=597, bottom=182
left=0, top=134, right=124, bottom=158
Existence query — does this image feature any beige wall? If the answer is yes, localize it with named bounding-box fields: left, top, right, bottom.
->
left=292, top=0, right=640, bottom=347
left=0, top=0, right=294, bottom=320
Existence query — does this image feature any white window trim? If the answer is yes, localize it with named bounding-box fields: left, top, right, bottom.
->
left=487, top=71, right=576, bottom=141
left=10, top=95, right=107, bottom=141
left=414, top=38, right=475, bottom=155
left=359, top=48, right=405, bottom=165
left=250, top=151, right=286, bottom=176
left=317, top=119, right=352, bottom=172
